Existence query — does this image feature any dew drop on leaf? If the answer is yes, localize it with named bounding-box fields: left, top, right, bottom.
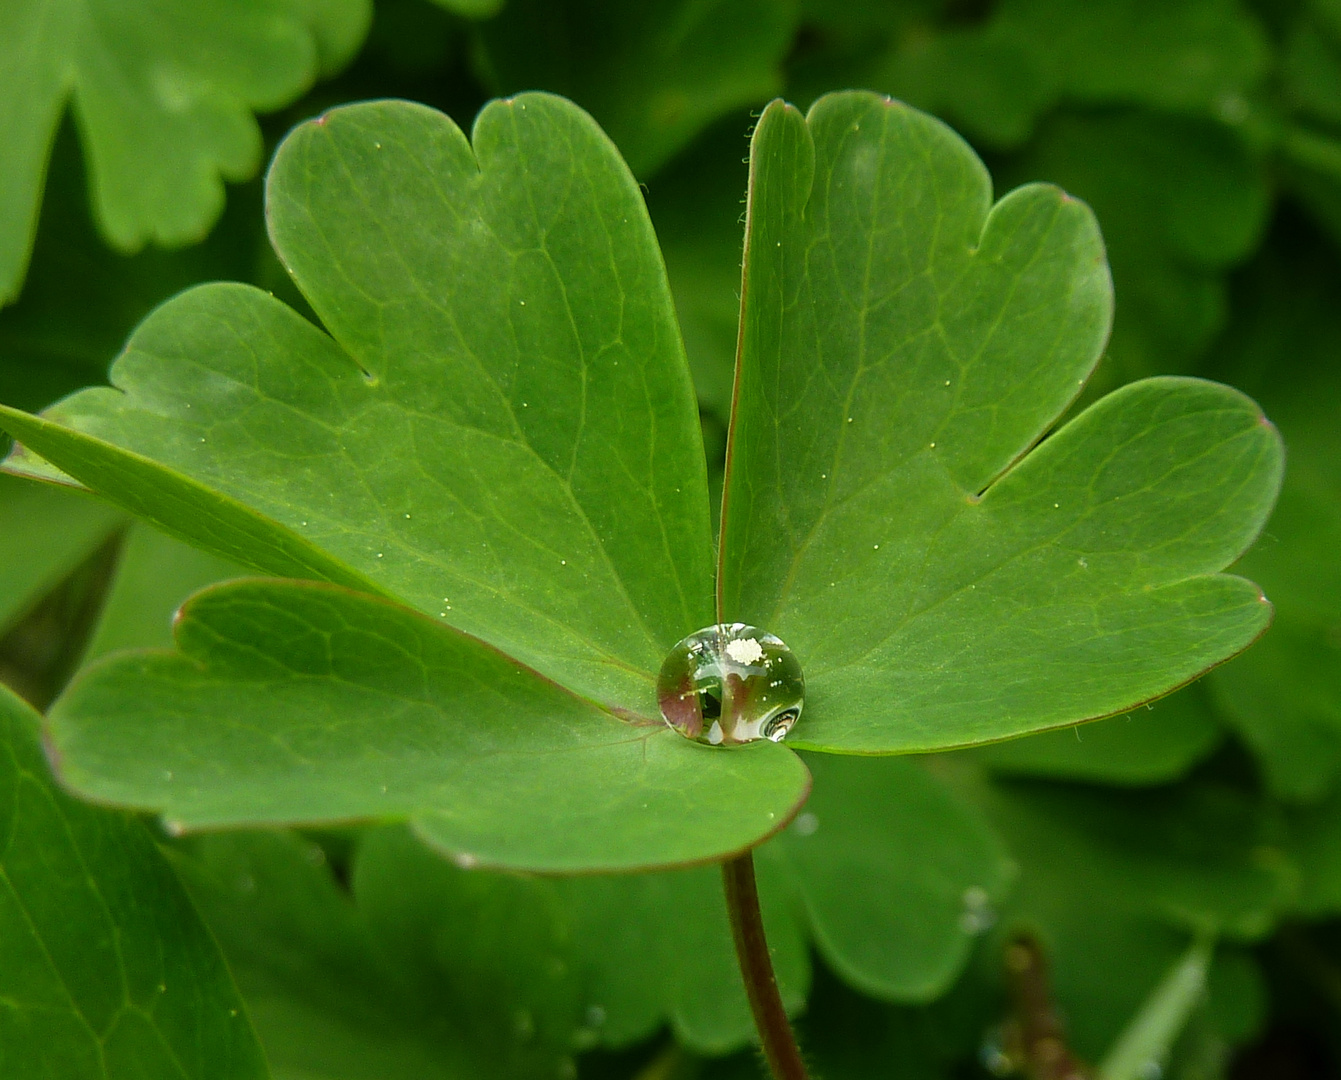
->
left=657, top=623, right=804, bottom=746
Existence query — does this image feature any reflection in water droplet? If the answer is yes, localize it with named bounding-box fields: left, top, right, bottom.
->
left=657, top=624, right=804, bottom=745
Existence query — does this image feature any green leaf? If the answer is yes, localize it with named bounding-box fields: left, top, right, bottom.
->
left=1097, top=933, right=1214, bottom=1080
left=870, top=0, right=1270, bottom=147
left=1282, top=785, right=1341, bottom=916
left=49, top=577, right=809, bottom=872
left=355, top=827, right=583, bottom=1067
left=0, top=472, right=122, bottom=634
left=966, top=683, right=1223, bottom=786
left=0, top=119, right=273, bottom=416
left=0, top=683, right=269, bottom=1078
left=1204, top=222, right=1341, bottom=800
left=647, top=115, right=752, bottom=425
left=291, top=0, right=374, bottom=75
left=427, top=0, right=506, bottom=19
left=356, top=755, right=1010, bottom=1053
left=475, top=0, right=799, bottom=177
left=720, top=93, right=1282, bottom=754
left=174, top=829, right=509, bottom=1079
left=0, top=0, right=370, bottom=306
left=83, top=522, right=244, bottom=662
left=957, top=767, right=1293, bottom=1060
left=765, top=754, right=1013, bottom=1002
left=4, top=94, right=716, bottom=715
left=997, top=110, right=1269, bottom=392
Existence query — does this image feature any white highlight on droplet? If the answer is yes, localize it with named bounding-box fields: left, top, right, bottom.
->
left=725, top=637, right=764, bottom=665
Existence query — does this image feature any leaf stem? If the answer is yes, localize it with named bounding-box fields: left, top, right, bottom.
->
left=722, top=852, right=809, bottom=1080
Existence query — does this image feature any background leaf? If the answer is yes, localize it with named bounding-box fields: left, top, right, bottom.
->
left=0, top=683, right=269, bottom=1079
left=847, top=0, right=1269, bottom=148
left=1204, top=214, right=1341, bottom=801
left=475, top=0, right=799, bottom=177
left=174, top=829, right=511, bottom=1079
left=350, top=754, right=1010, bottom=1055
left=0, top=473, right=122, bottom=635
left=966, top=684, right=1223, bottom=786
left=0, top=0, right=371, bottom=305
left=948, top=763, right=1289, bottom=1061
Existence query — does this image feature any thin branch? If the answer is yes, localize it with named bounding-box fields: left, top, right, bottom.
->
left=722, top=852, right=809, bottom=1080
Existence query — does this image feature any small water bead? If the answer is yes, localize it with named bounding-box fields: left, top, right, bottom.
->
left=657, top=623, right=805, bottom=745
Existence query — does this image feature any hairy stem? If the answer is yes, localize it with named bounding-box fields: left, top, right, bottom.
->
left=722, top=853, right=809, bottom=1080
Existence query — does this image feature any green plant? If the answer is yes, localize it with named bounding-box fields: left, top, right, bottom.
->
left=2, top=4, right=1340, bottom=1079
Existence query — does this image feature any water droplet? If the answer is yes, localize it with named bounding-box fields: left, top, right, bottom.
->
left=657, top=623, right=804, bottom=745
left=929, top=441, right=936, bottom=448
left=376, top=552, right=383, bottom=558
left=404, top=513, right=411, bottom=518
left=585, top=1004, right=606, bottom=1027
left=793, top=811, right=819, bottom=836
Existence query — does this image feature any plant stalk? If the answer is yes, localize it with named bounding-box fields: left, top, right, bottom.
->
left=722, top=853, right=809, bottom=1080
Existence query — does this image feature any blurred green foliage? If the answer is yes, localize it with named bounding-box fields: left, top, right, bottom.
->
left=1, top=1, right=1340, bottom=1078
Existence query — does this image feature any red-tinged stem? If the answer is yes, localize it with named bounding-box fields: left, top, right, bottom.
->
left=722, top=853, right=809, bottom=1080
